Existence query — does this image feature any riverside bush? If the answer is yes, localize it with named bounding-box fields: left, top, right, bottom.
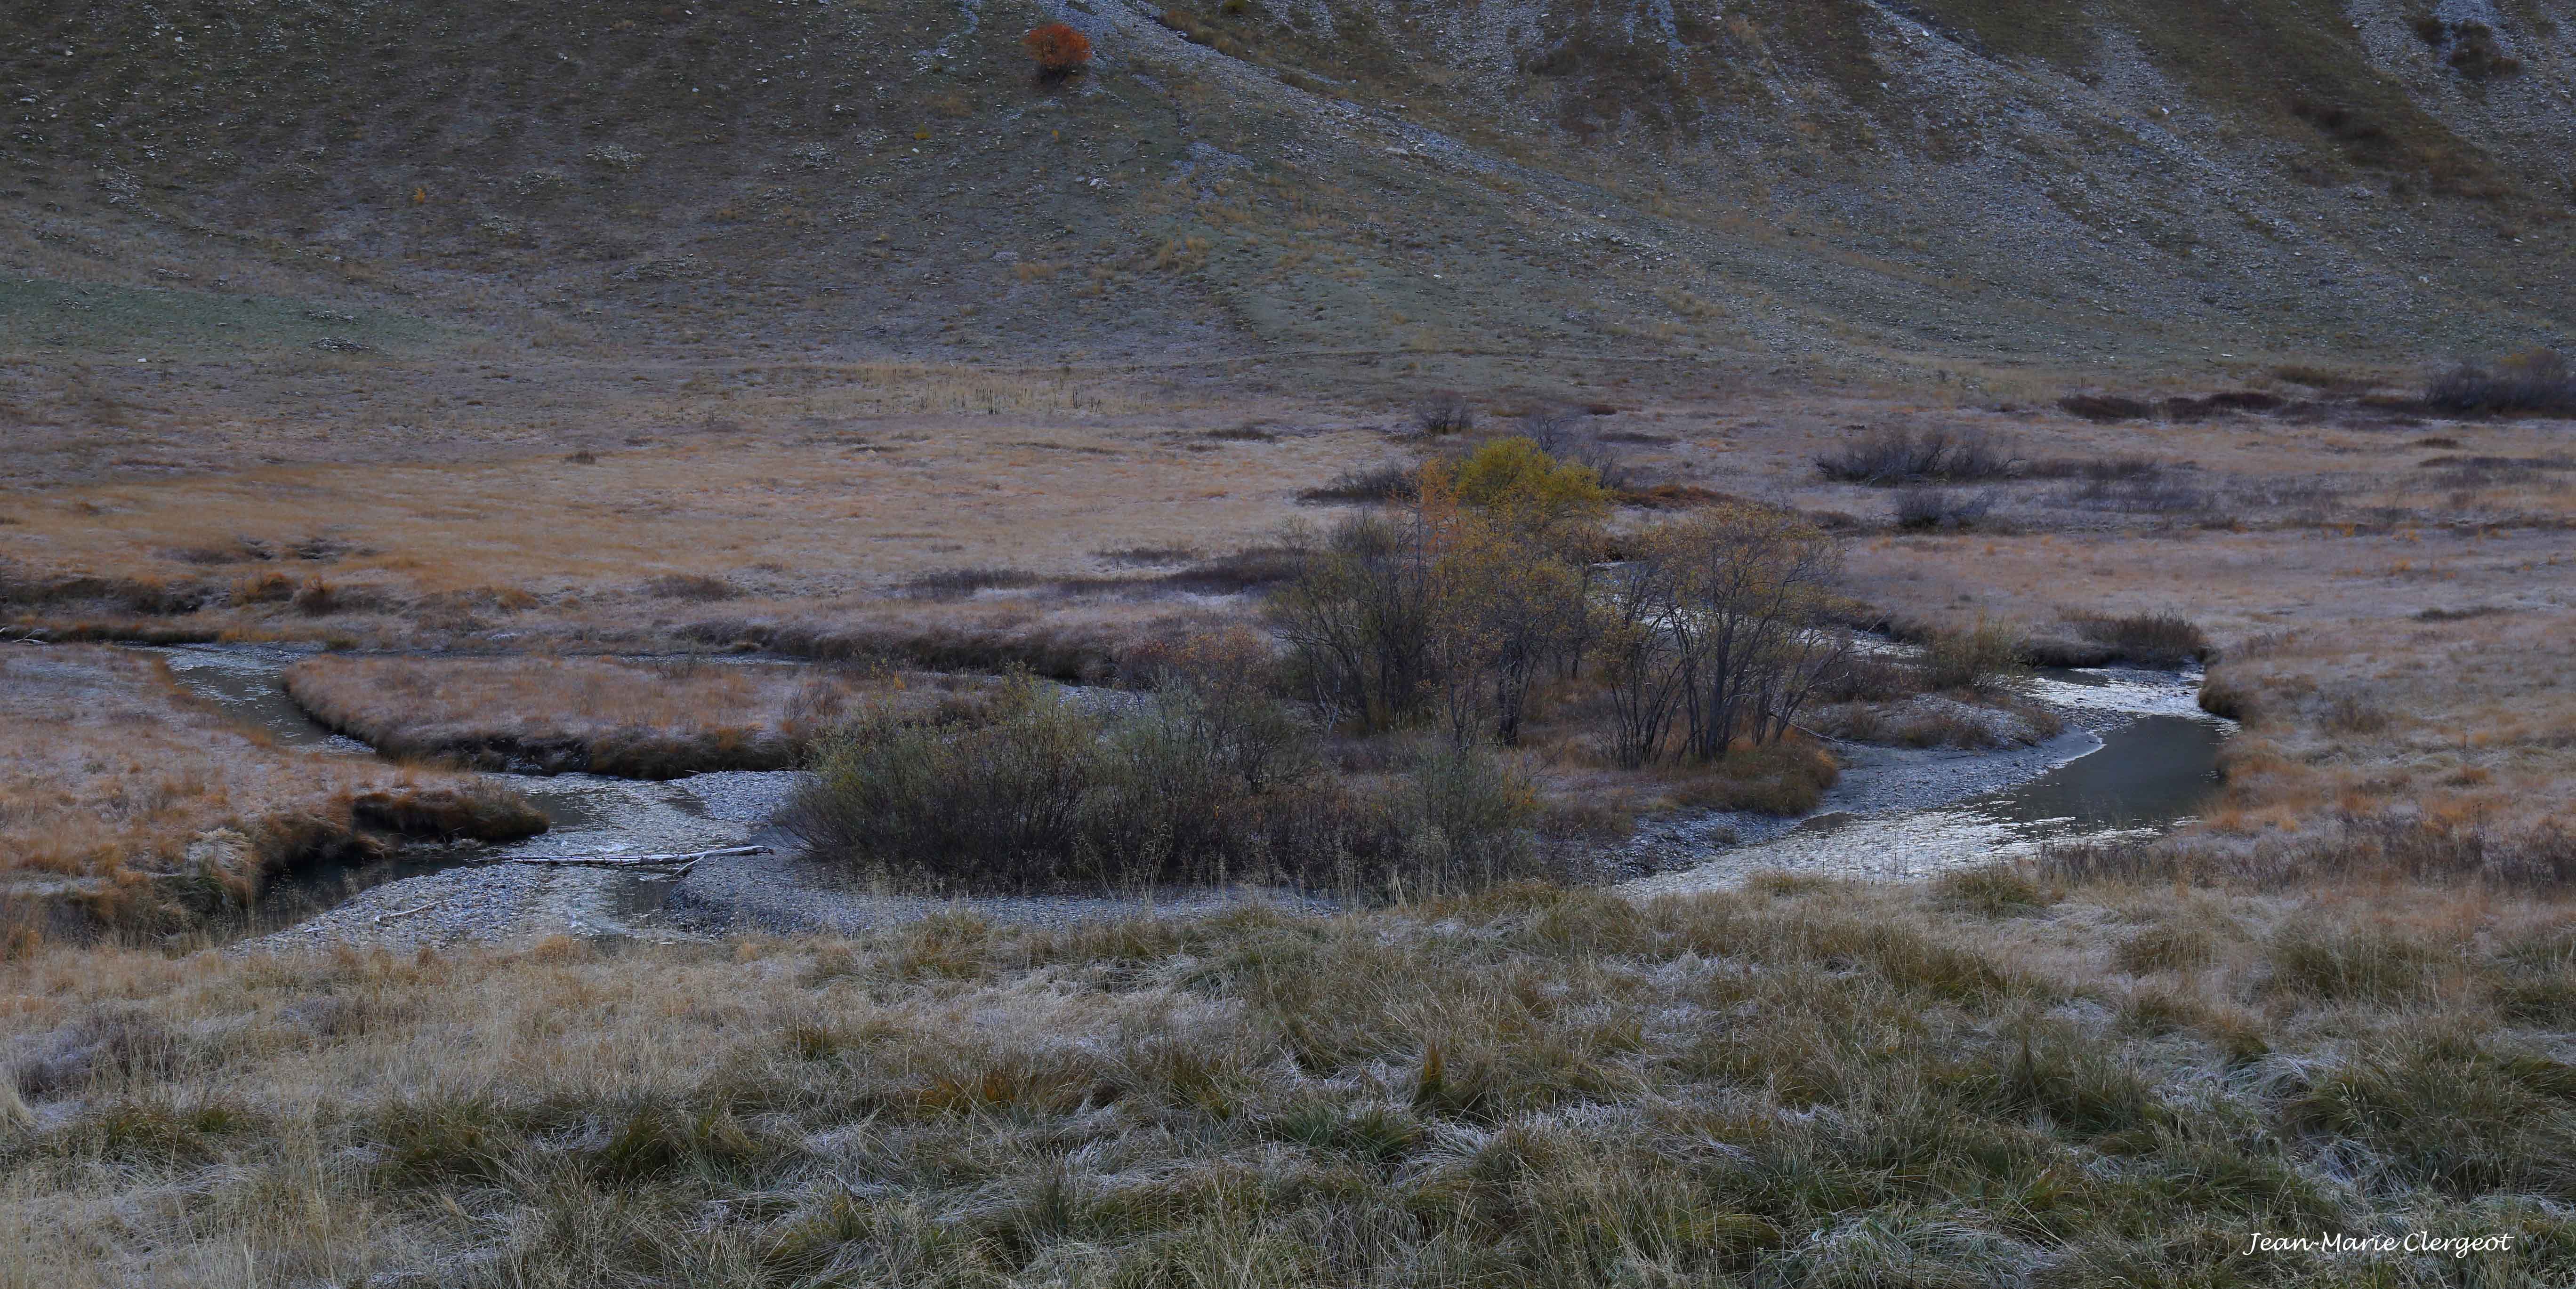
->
left=780, top=677, right=1545, bottom=893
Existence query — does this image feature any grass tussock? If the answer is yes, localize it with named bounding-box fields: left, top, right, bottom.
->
left=1917, top=618, right=2024, bottom=693
left=1298, top=461, right=1421, bottom=504
left=14, top=881, right=2576, bottom=1285
left=2039, top=811, right=2576, bottom=890
left=2072, top=610, right=2211, bottom=666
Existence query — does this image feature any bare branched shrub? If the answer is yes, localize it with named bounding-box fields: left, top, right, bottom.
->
left=1597, top=507, right=1846, bottom=768
left=1275, top=440, right=1606, bottom=744
left=1415, top=392, right=1475, bottom=435
left=1298, top=462, right=1420, bottom=504
left=2427, top=350, right=2576, bottom=415
left=1892, top=487, right=1997, bottom=531
left=1272, top=510, right=1434, bottom=731
left=780, top=677, right=1547, bottom=893
left=1519, top=403, right=1632, bottom=490
left=1816, top=428, right=2015, bottom=485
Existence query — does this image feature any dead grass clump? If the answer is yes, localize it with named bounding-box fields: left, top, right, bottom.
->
left=899, top=566, right=1045, bottom=599
left=644, top=573, right=742, bottom=601
left=2320, top=687, right=2391, bottom=735
left=2196, top=670, right=2257, bottom=721
left=1918, top=618, right=2022, bottom=692
left=2266, top=921, right=2451, bottom=1003
left=1658, top=740, right=1840, bottom=816
left=2038, top=815, right=2576, bottom=891
left=2022, top=455, right=2160, bottom=482
left=1932, top=864, right=2048, bottom=916
left=2057, top=470, right=2213, bottom=515
left=1298, top=461, right=1420, bottom=504
left=0, top=647, right=547, bottom=929
left=1096, top=546, right=1201, bottom=565
left=2071, top=611, right=2210, bottom=666
left=687, top=614, right=1143, bottom=683
left=10, top=1007, right=179, bottom=1098
left=1891, top=486, right=1998, bottom=531
left=2273, top=365, right=2377, bottom=392
left=2058, top=393, right=2155, bottom=422
left=1152, top=545, right=1307, bottom=594
left=2112, top=922, right=2218, bottom=974
left=2160, top=391, right=2286, bottom=421
left=20, top=881, right=2576, bottom=1281
left=1815, top=427, right=2015, bottom=484
left=1617, top=482, right=1746, bottom=510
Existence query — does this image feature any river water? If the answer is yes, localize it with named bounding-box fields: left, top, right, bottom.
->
left=1626, top=665, right=2232, bottom=894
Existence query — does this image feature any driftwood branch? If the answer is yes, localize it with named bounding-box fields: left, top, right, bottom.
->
left=463, top=845, right=767, bottom=869
left=374, top=898, right=448, bottom=925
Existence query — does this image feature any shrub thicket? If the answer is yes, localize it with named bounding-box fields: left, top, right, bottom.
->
left=1021, top=23, right=1092, bottom=76
left=1273, top=438, right=1609, bottom=745
left=1278, top=440, right=1846, bottom=778
left=2427, top=350, right=2576, bottom=415
left=1815, top=427, right=2015, bottom=485
left=781, top=677, right=1546, bottom=894
left=1892, top=487, right=1997, bottom=531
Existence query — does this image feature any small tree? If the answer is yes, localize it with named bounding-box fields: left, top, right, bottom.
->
left=1022, top=23, right=1093, bottom=77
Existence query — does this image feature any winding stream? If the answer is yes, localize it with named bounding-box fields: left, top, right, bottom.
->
left=1626, top=665, right=2232, bottom=894
left=143, top=645, right=804, bottom=942
left=142, top=645, right=2232, bottom=937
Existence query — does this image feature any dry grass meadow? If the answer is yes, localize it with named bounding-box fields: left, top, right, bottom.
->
left=12, top=879, right=2576, bottom=1285
left=12, top=0, right=2576, bottom=1273
left=0, top=647, right=542, bottom=936
left=283, top=656, right=995, bottom=778
left=8, top=354, right=2576, bottom=1284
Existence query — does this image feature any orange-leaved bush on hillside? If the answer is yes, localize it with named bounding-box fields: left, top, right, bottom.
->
left=1023, top=23, right=1093, bottom=75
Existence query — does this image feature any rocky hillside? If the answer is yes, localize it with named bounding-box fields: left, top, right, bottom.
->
left=4, top=0, right=2571, bottom=379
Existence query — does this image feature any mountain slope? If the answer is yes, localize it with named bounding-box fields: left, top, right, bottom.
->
left=4, top=0, right=2570, bottom=379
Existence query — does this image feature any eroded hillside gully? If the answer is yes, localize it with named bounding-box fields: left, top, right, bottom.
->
left=140, top=644, right=2231, bottom=946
